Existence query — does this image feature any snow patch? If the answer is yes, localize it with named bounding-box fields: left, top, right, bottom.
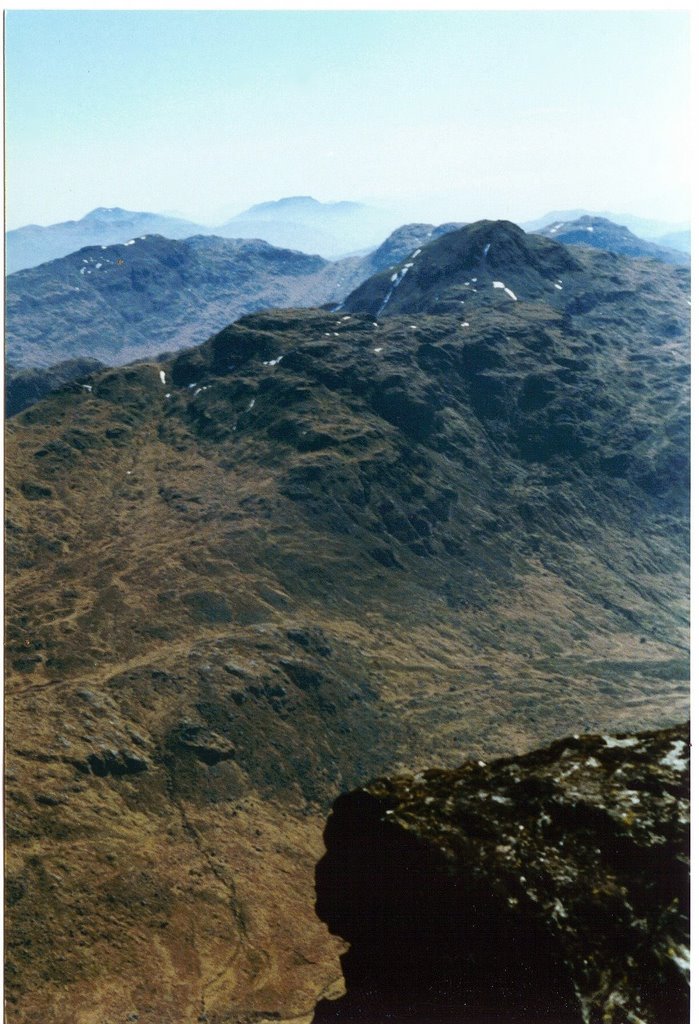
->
left=123, top=239, right=136, bottom=246
left=603, top=736, right=638, bottom=749
left=377, top=262, right=412, bottom=315
left=159, top=370, right=166, bottom=385
left=411, top=248, right=422, bottom=258
left=659, top=739, right=688, bottom=772
left=493, top=281, right=517, bottom=301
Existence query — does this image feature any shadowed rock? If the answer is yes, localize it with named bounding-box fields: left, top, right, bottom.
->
left=314, top=723, right=689, bottom=1024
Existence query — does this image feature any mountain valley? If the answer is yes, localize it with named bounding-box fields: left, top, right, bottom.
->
left=4, top=220, right=690, bottom=1024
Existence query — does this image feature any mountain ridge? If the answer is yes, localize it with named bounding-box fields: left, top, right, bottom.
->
left=5, top=222, right=465, bottom=375
left=5, top=222, right=689, bottom=1022
left=534, top=215, right=689, bottom=265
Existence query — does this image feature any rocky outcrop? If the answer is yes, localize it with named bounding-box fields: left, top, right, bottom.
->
left=314, top=724, right=689, bottom=1024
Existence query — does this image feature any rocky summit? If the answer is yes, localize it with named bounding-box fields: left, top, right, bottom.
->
left=4, top=221, right=689, bottom=1023
left=314, top=723, right=689, bottom=1024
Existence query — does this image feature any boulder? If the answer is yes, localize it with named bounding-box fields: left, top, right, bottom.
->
left=314, top=723, right=689, bottom=1023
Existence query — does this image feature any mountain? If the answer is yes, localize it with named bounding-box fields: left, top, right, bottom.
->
left=4, top=222, right=465, bottom=378
left=521, top=209, right=689, bottom=243
left=341, top=218, right=691, bottom=317
left=217, top=196, right=398, bottom=258
left=5, top=222, right=689, bottom=1023
left=359, top=221, right=465, bottom=276
left=534, top=215, right=689, bottom=265
left=5, top=207, right=207, bottom=274
left=315, top=723, right=689, bottom=1024
left=5, top=358, right=106, bottom=417
left=5, top=234, right=365, bottom=368
left=655, top=229, right=691, bottom=255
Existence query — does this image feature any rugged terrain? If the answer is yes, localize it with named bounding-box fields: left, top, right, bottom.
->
left=6, top=207, right=206, bottom=274
left=535, top=215, right=689, bottom=266
left=5, top=222, right=460, bottom=376
left=315, top=723, right=689, bottom=1024
left=4, top=221, right=689, bottom=1023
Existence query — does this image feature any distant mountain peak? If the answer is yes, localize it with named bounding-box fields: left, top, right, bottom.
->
left=536, top=215, right=689, bottom=266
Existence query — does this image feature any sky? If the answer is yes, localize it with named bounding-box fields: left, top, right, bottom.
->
left=4, top=9, right=691, bottom=230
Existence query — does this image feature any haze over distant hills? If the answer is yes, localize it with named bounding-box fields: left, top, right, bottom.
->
left=217, top=195, right=398, bottom=258
left=520, top=209, right=690, bottom=250
left=5, top=207, right=205, bottom=274
left=6, top=197, right=401, bottom=273
left=532, top=215, right=690, bottom=266
left=5, top=223, right=459, bottom=373
left=5, top=219, right=689, bottom=1023
left=7, top=199, right=690, bottom=275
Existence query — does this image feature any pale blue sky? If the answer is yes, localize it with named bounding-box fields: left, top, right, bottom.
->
left=4, top=10, right=691, bottom=230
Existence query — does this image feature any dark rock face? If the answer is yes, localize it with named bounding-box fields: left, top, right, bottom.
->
left=314, top=724, right=689, bottom=1024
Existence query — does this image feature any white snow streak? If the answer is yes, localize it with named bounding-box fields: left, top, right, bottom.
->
left=493, top=281, right=517, bottom=300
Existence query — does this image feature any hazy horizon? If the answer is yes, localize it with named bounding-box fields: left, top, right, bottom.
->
left=5, top=10, right=690, bottom=232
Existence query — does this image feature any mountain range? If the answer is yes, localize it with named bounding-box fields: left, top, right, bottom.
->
left=4, top=223, right=460, bottom=373
left=5, top=219, right=689, bottom=1023
left=5, top=207, right=204, bottom=274
left=8, top=199, right=690, bottom=276
left=6, top=197, right=400, bottom=273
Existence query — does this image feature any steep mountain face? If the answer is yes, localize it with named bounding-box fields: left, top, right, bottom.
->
left=5, top=234, right=364, bottom=368
left=5, top=358, right=106, bottom=417
left=218, top=196, right=397, bottom=258
left=315, top=723, right=689, bottom=1024
left=4, top=223, right=689, bottom=1023
left=536, top=216, right=689, bottom=265
left=6, top=207, right=206, bottom=274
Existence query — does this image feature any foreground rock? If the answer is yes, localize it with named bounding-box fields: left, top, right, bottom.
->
left=315, top=723, right=689, bottom=1024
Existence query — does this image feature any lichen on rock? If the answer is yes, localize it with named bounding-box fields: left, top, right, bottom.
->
left=314, top=723, right=689, bottom=1023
